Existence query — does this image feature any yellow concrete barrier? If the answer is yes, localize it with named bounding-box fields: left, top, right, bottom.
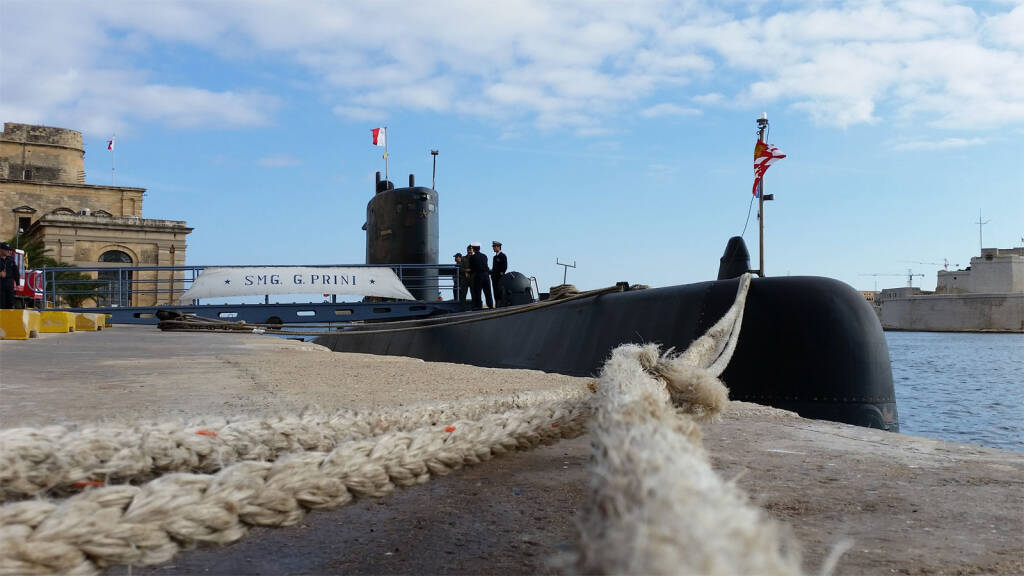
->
left=75, top=313, right=105, bottom=331
left=40, top=311, right=77, bottom=333
left=1, top=309, right=41, bottom=340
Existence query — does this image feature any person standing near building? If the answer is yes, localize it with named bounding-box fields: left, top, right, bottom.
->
left=468, top=242, right=493, bottom=310
left=490, top=241, right=508, bottom=307
left=0, top=242, right=20, bottom=309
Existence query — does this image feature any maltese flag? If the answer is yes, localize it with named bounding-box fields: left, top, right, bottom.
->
left=752, top=140, right=785, bottom=196
left=107, top=138, right=115, bottom=151
left=371, top=127, right=386, bottom=147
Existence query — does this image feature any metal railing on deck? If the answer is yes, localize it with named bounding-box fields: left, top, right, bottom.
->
left=38, top=264, right=461, bottom=309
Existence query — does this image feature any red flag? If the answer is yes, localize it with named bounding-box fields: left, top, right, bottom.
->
left=371, top=127, right=386, bottom=147
left=107, top=138, right=115, bottom=151
left=753, top=140, right=785, bottom=196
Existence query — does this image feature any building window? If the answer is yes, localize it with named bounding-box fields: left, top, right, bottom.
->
left=24, top=169, right=32, bottom=180
left=18, top=217, right=31, bottom=234
left=98, top=250, right=133, bottom=307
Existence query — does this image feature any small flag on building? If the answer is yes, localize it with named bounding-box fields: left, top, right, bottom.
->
left=107, top=138, right=115, bottom=151
left=752, top=141, right=785, bottom=196
left=371, top=127, right=386, bottom=147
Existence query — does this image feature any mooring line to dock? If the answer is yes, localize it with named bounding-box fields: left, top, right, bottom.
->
left=0, top=274, right=814, bottom=576
left=156, top=283, right=628, bottom=336
left=0, top=386, right=594, bottom=502
left=0, top=394, right=594, bottom=574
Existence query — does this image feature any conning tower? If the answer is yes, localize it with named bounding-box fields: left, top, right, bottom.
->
left=364, top=172, right=439, bottom=300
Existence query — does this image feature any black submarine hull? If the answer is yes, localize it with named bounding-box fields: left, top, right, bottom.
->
left=315, top=275, right=898, bottom=430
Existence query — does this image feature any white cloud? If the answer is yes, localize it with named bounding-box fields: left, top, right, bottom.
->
left=693, top=93, right=725, bottom=105
left=257, top=155, right=303, bottom=167
left=332, top=105, right=386, bottom=122
left=2, top=0, right=1023, bottom=135
left=890, top=137, right=988, bottom=151
left=641, top=103, right=702, bottom=118
left=986, top=4, right=1024, bottom=48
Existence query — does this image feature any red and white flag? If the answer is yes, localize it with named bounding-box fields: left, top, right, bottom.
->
left=107, top=138, right=115, bottom=151
left=371, top=127, right=386, bottom=147
left=752, top=140, right=785, bottom=196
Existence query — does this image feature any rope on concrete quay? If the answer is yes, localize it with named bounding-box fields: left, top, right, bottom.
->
left=574, top=273, right=804, bottom=575
left=0, top=394, right=593, bottom=575
left=0, top=385, right=594, bottom=502
left=575, top=342, right=803, bottom=576
left=1, top=273, right=815, bottom=576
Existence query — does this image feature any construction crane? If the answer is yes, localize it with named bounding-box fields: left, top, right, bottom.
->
left=858, top=268, right=925, bottom=290
left=899, top=259, right=960, bottom=271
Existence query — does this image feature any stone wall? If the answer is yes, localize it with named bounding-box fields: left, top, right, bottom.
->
left=970, top=249, right=1024, bottom=293
left=881, top=293, right=1024, bottom=332
left=0, top=179, right=145, bottom=240
left=35, top=214, right=192, bottom=306
left=936, top=269, right=971, bottom=294
left=0, top=123, right=85, bottom=184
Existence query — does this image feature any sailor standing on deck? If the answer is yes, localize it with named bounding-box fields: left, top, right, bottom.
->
left=490, top=241, right=507, bottom=307
left=452, top=252, right=470, bottom=303
left=468, top=242, right=493, bottom=310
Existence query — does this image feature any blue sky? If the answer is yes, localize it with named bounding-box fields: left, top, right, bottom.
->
left=2, top=0, right=1022, bottom=293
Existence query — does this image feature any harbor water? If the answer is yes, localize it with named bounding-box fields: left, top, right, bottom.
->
left=886, top=331, right=1023, bottom=452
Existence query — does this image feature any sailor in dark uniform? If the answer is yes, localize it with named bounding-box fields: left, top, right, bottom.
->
left=0, top=242, right=20, bottom=309
left=490, top=241, right=508, bottom=307
left=468, top=242, right=493, bottom=310
left=453, top=252, right=471, bottom=303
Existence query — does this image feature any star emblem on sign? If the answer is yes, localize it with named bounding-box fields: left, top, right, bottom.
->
left=369, top=279, right=376, bottom=284
left=224, top=279, right=231, bottom=284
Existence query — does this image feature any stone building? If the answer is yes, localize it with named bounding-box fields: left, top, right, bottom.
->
left=935, top=248, right=1024, bottom=294
left=0, top=122, right=192, bottom=306
left=879, top=247, right=1023, bottom=332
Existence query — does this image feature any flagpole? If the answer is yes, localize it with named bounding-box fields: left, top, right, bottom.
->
left=756, top=114, right=768, bottom=277
left=384, top=125, right=389, bottom=185
left=111, top=134, right=116, bottom=186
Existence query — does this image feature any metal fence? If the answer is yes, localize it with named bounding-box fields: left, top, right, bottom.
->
left=37, top=264, right=461, bottom=309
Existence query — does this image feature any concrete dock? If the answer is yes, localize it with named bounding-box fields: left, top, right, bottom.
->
left=1, top=326, right=1021, bottom=575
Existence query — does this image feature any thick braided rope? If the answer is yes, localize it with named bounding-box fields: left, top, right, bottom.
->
left=1, top=273, right=797, bottom=575
left=0, top=385, right=591, bottom=502
left=575, top=343, right=803, bottom=575
left=0, top=393, right=593, bottom=575
left=576, top=274, right=804, bottom=575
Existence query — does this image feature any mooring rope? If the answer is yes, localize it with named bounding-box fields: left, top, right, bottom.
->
left=157, top=283, right=627, bottom=336
left=0, top=386, right=593, bottom=502
left=0, top=395, right=592, bottom=575
left=0, top=274, right=811, bottom=576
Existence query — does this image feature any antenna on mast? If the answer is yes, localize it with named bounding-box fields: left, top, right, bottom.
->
left=756, top=113, right=769, bottom=277
left=430, top=149, right=439, bottom=189
left=556, top=258, right=576, bottom=285
left=975, top=209, right=990, bottom=254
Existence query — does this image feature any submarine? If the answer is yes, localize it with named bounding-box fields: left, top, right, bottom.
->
left=315, top=173, right=899, bottom=431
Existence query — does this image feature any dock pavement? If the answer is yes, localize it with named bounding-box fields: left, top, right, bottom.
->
left=1, top=325, right=1021, bottom=575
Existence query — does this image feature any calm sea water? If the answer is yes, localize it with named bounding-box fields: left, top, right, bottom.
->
left=886, top=331, right=1024, bottom=452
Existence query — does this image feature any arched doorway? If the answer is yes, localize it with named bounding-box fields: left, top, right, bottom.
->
left=98, top=250, right=133, bottom=306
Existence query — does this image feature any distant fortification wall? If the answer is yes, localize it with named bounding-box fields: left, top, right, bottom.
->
left=881, top=293, right=1024, bottom=332
left=937, top=248, right=1024, bottom=294
left=0, top=122, right=85, bottom=183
